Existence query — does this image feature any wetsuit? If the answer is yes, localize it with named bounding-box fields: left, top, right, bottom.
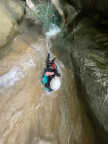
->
left=42, top=53, right=60, bottom=92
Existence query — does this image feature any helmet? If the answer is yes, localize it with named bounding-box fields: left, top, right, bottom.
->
left=50, top=76, right=61, bottom=91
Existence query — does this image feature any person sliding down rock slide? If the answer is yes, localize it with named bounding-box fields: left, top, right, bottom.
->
left=42, top=53, right=61, bottom=92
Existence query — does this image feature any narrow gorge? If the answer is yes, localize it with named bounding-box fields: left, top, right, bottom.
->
left=0, top=0, right=108, bottom=144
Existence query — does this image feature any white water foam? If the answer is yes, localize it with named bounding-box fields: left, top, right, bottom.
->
left=45, top=24, right=61, bottom=51
left=45, top=24, right=61, bottom=38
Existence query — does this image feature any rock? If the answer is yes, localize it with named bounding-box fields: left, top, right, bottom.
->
left=0, top=0, right=25, bottom=49
left=69, top=0, right=108, bottom=16
left=25, top=5, right=42, bottom=25
left=0, top=4, right=16, bottom=48
left=6, top=0, right=25, bottom=22
left=52, top=17, right=108, bottom=143
left=0, top=20, right=96, bottom=144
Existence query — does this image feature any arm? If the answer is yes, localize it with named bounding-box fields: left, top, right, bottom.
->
left=45, top=71, right=54, bottom=76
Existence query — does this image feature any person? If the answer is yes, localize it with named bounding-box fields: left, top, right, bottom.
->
left=42, top=53, right=61, bottom=92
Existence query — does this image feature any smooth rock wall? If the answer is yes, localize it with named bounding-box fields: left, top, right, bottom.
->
left=0, top=0, right=25, bottom=49
left=0, top=19, right=96, bottom=144
left=52, top=16, right=108, bottom=143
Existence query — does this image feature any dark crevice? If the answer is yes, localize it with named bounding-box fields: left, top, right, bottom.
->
left=70, top=52, right=108, bottom=144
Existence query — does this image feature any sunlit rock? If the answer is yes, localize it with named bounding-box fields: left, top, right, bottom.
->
left=0, top=1, right=25, bottom=49
left=6, top=0, right=25, bottom=22
left=0, top=4, right=16, bottom=48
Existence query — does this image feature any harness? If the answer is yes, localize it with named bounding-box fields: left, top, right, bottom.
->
left=42, top=53, right=60, bottom=92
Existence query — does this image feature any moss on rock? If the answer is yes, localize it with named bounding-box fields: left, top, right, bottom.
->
left=37, top=3, right=62, bottom=31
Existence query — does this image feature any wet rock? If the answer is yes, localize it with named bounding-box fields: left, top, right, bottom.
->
left=53, top=17, right=108, bottom=143
left=69, top=0, right=108, bottom=16
left=0, top=20, right=96, bottom=144
left=36, top=3, right=62, bottom=31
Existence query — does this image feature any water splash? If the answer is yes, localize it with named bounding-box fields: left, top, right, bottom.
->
left=45, top=23, right=61, bottom=38
left=45, top=23, right=61, bottom=50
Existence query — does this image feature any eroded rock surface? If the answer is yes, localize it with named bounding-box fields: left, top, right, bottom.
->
left=0, top=0, right=25, bottom=48
left=52, top=16, right=108, bottom=143
left=70, top=19, right=108, bottom=144
left=0, top=19, right=96, bottom=144
left=64, top=0, right=108, bottom=16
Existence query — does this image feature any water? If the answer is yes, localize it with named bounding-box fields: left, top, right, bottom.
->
left=45, top=23, right=61, bottom=51
left=45, top=23, right=61, bottom=38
